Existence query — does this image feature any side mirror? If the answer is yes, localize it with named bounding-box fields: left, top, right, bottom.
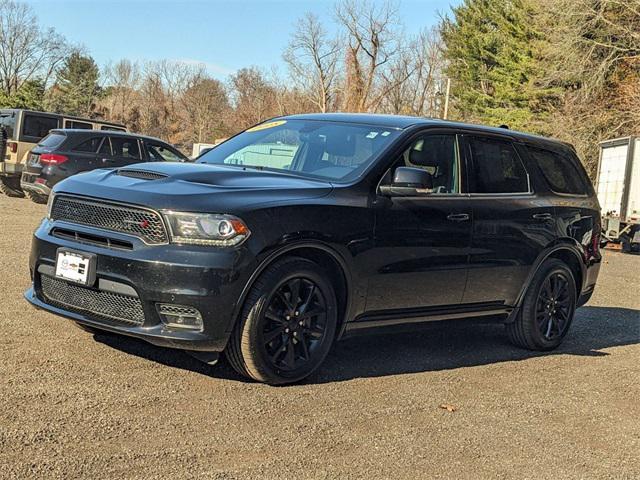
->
left=379, top=166, right=433, bottom=197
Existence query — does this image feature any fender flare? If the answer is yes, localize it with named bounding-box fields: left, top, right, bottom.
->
left=230, top=240, right=354, bottom=337
left=512, top=241, right=586, bottom=311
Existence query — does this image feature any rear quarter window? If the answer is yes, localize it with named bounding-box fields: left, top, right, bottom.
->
left=527, top=146, right=588, bottom=195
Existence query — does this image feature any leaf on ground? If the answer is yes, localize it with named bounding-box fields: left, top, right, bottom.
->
left=439, top=403, right=457, bottom=412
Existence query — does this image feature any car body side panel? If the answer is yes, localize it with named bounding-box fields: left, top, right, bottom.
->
left=462, top=194, right=558, bottom=305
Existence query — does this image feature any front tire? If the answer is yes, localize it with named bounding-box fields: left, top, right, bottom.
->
left=226, top=257, right=338, bottom=385
left=507, top=259, right=577, bottom=351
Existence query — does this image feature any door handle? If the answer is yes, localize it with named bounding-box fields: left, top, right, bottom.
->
left=532, top=213, right=553, bottom=220
left=447, top=213, right=470, bottom=222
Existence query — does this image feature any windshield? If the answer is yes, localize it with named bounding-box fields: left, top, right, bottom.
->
left=0, top=111, right=17, bottom=140
left=196, top=119, right=401, bottom=181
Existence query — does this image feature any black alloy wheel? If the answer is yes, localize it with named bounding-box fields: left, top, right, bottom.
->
left=507, top=258, right=577, bottom=351
left=226, top=257, right=338, bottom=385
left=535, top=272, right=573, bottom=341
left=261, top=277, right=328, bottom=371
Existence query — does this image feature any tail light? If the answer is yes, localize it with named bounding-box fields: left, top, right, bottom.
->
left=40, top=154, right=68, bottom=165
left=8, top=142, right=17, bottom=153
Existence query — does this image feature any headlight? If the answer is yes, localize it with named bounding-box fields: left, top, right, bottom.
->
left=163, top=212, right=250, bottom=246
left=46, top=193, right=55, bottom=219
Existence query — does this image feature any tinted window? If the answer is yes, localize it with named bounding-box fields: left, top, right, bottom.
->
left=400, top=134, right=459, bottom=193
left=0, top=111, right=16, bottom=139
left=73, top=137, right=102, bottom=153
left=98, top=138, right=111, bottom=155
left=198, top=119, right=401, bottom=181
left=22, top=114, right=59, bottom=140
left=65, top=120, right=92, bottom=129
left=146, top=142, right=185, bottom=162
left=527, top=146, right=586, bottom=195
left=37, top=133, right=66, bottom=149
left=467, top=137, right=529, bottom=193
left=110, top=137, right=141, bottom=159
left=101, top=125, right=126, bottom=132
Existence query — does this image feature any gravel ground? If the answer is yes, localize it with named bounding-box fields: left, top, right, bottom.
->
left=0, top=194, right=638, bottom=479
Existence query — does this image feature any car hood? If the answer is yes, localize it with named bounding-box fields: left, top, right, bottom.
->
left=53, top=162, right=334, bottom=212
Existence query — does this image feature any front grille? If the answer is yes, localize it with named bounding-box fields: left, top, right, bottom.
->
left=40, top=275, right=145, bottom=326
left=51, top=227, right=134, bottom=250
left=51, top=196, right=168, bottom=244
left=116, top=169, right=168, bottom=180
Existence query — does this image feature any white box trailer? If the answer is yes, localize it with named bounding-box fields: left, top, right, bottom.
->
left=597, top=136, right=640, bottom=252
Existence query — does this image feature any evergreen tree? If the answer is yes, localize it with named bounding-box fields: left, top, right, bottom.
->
left=440, top=0, right=559, bottom=132
left=47, top=52, right=101, bottom=117
left=0, top=79, right=45, bottom=109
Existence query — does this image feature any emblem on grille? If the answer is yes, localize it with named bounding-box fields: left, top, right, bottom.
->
left=122, top=218, right=150, bottom=228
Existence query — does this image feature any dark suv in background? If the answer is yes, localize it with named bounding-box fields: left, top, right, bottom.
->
left=24, top=114, right=602, bottom=384
left=20, top=129, right=188, bottom=203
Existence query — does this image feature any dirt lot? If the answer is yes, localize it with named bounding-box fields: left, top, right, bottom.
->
left=0, top=194, right=638, bottom=479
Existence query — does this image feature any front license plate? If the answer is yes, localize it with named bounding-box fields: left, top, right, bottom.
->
left=55, top=249, right=96, bottom=286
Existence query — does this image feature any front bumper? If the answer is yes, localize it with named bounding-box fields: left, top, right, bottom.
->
left=25, top=218, right=257, bottom=352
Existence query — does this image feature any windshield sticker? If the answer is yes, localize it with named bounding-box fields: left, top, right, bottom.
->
left=366, top=131, right=379, bottom=139
left=246, top=120, right=287, bottom=132
left=381, top=131, right=391, bottom=137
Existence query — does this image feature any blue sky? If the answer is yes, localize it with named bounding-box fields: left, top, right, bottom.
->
left=26, top=0, right=458, bottom=79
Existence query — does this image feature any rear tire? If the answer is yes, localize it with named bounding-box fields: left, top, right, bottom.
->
left=226, top=257, right=337, bottom=385
left=25, top=190, right=48, bottom=204
left=0, top=176, right=25, bottom=197
left=507, top=259, right=577, bottom=351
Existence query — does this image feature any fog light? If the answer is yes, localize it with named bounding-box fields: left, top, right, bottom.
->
left=157, top=304, right=203, bottom=331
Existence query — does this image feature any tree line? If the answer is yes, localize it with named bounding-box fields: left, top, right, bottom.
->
left=1, top=0, right=638, bottom=174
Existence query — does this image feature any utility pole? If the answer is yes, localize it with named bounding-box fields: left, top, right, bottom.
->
left=443, top=78, right=451, bottom=120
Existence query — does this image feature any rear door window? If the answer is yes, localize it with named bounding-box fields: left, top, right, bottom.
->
left=72, top=137, right=103, bottom=153
left=98, top=138, right=112, bottom=156
left=110, top=137, right=141, bottom=159
left=22, top=114, right=60, bottom=141
left=526, top=146, right=587, bottom=195
left=467, top=136, right=530, bottom=194
left=101, top=125, right=127, bottom=132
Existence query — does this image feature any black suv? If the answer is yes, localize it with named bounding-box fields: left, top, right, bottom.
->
left=24, top=114, right=602, bottom=384
left=20, top=129, right=187, bottom=203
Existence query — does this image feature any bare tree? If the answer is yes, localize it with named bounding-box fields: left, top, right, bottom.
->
left=335, top=0, right=400, bottom=112
left=101, top=59, right=142, bottom=127
left=229, top=67, right=279, bottom=130
left=378, top=28, right=446, bottom=117
left=0, top=0, right=68, bottom=96
left=180, top=76, right=230, bottom=144
left=284, top=13, right=340, bottom=112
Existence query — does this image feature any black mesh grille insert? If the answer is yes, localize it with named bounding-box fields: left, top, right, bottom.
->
left=116, top=169, right=168, bottom=180
left=51, top=196, right=167, bottom=244
left=40, top=275, right=145, bottom=326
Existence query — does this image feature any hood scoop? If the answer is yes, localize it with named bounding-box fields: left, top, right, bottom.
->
left=116, top=169, right=168, bottom=181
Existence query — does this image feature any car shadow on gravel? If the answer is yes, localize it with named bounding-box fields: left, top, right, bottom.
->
left=92, top=305, right=640, bottom=385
